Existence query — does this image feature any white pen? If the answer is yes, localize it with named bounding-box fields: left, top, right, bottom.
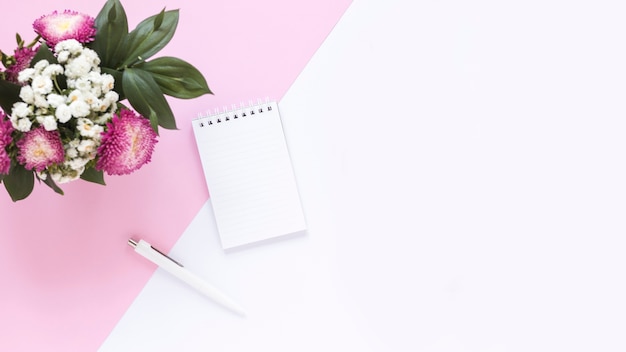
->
left=128, top=238, right=246, bottom=316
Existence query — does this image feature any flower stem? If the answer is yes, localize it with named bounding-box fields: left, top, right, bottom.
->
left=26, top=35, right=41, bottom=48
left=52, top=76, right=62, bottom=94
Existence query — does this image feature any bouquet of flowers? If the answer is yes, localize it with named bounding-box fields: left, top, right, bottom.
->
left=0, top=0, right=211, bottom=201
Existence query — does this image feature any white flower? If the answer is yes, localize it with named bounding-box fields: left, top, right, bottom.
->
left=12, top=102, right=31, bottom=118
left=69, top=139, right=80, bottom=149
left=81, top=48, right=101, bottom=67
left=65, top=139, right=80, bottom=158
left=36, top=171, right=48, bottom=180
left=65, top=56, right=91, bottom=78
left=83, top=92, right=97, bottom=106
left=66, top=147, right=78, bottom=158
left=47, top=94, right=65, bottom=108
left=43, top=64, right=63, bottom=77
left=70, top=100, right=90, bottom=118
left=100, top=74, right=115, bottom=93
left=16, top=118, right=32, bottom=132
left=32, top=75, right=53, bottom=95
left=55, top=39, right=82, bottom=55
left=18, top=68, right=35, bottom=83
left=55, top=104, right=72, bottom=123
left=68, top=157, right=89, bottom=170
left=77, top=139, right=97, bottom=157
left=103, top=91, right=119, bottom=105
left=68, top=90, right=83, bottom=103
left=57, top=51, right=70, bottom=64
left=33, top=59, right=49, bottom=72
left=19, top=86, right=35, bottom=104
left=77, top=118, right=97, bottom=137
left=91, top=99, right=107, bottom=113
left=74, top=77, right=91, bottom=92
left=41, top=115, right=57, bottom=131
left=34, top=94, right=50, bottom=109
left=94, top=112, right=112, bottom=125
left=51, top=171, right=78, bottom=184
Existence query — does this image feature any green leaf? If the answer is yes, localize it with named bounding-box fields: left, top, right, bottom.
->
left=0, top=79, right=21, bottom=113
left=138, top=57, right=212, bottom=99
left=102, top=67, right=125, bottom=99
left=16, top=33, right=24, bottom=47
left=30, top=44, right=66, bottom=90
left=3, top=163, right=34, bottom=202
left=80, top=167, right=106, bottom=185
left=153, top=8, right=165, bottom=30
left=123, top=67, right=177, bottom=131
left=120, top=9, right=179, bottom=67
left=41, top=175, right=64, bottom=195
left=90, top=0, right=129, bottom=68
left=30, top=43, right=57, bottom=66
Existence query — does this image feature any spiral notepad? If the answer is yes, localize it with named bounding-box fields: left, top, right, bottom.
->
left=192, top=101, right=306, bottom=249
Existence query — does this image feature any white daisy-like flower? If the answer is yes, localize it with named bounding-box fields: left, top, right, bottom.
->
left=68, top=157, right=89, bottom=171
left=99, top=74, right=115, bottom=94
left=77, top=139, right=97, bottom=156
left=31, top=75, right=54, bottom=95
left=93, top=112, right=112, bottom=125
left=65, top=56, right=91, bottom=78
left=40, top=115, right=57, bottom=131
left=69, top=100, right=90, bottom=118
left=103, top=91, right=119, bottom=106
left=65, top=139, right=80, bottom=158
left=57, top=50, right=70, bottom=64
left=68, top=89, right=84, bottom=103
left=19, top=86, right=35, bottom=104
left=74, top=77, right=91, bottom=92
left=18, top=68, right=36, bottom=83
left=33, top=59, right=50, bottom=72
left=47, top=94, right=65, bottom=108
left=55, top=39, right=83, bottom=55
left=77, top=118, right=97, bottom=137
left=36, top=171, right=48, bottom=180
left=51, top=171, right=78, bottom=184
left=55, top=104, right=72, bottom=123
left=82, top=91, right=98, bottom=107
left=43, top=64, right=63, bottom=77
left=66, top=149, right=78, bottom=158
left=91, top=99, right=107, bottom=113
left=81, top=48, right=101, bottom=68
left=12, top=102, right=32, bottom=118
left=16, top=118, right=32, bottom=132
left=34, top=94, right=50, bottom=109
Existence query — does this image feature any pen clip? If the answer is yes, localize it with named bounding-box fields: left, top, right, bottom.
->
left=151, top=245, right=184, bottom=267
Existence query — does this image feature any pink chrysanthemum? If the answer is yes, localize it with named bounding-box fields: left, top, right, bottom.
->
left=5, top=47, right=37, bottom=84
left=33, top=10, right=96, bottom=48
left=17, top=127, right=64, bottom=172
left=0, top=112, right=14, bottom=174
left=96, top=109, right=158, bottom=175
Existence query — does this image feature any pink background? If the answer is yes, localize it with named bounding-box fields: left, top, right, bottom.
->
left=0, top=0, right=351, bottom=350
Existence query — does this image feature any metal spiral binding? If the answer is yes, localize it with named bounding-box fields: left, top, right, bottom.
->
left=196, top=98, right=272, bottom=128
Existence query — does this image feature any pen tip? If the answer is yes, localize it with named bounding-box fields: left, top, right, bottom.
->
left=128, top=238, right=138, bottom=248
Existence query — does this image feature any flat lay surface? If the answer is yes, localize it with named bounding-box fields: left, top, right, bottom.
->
left=3, top=1, right=626, bottom=351
left=0, top=0, right=350, bottom=350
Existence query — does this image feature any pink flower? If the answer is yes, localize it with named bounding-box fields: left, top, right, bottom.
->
left=5, top=47, right=37, bottom=84
left=17, top=127, right=64, bottom=172
left=33, top=10, right=96, bottom=48
left=0, top=112, right=14, bottom=174
left=96, top=109, right=158, bottom=175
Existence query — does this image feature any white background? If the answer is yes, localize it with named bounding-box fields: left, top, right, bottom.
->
left=102, top=0, right=626, bottom=351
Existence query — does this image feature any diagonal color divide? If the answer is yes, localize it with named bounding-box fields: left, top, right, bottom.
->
left=0, top=0, right=352, bottom=350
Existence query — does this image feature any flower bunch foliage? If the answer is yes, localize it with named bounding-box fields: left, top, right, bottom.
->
left=0, top=0, right=211, bottom=201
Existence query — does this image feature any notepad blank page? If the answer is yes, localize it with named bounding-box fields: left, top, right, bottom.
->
left=193, top=103, right=306, bottom=249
